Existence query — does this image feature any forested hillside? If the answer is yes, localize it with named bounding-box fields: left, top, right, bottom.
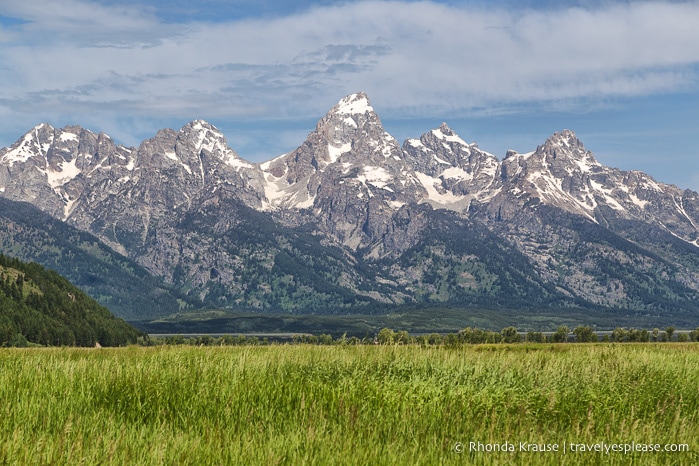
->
left=0, top=254, right=141, bottom=346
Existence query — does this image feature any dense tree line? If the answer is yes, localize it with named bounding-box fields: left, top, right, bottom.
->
left=0, top=253, right=142, bottom=347
left=140, top=324, right=699, bottom=347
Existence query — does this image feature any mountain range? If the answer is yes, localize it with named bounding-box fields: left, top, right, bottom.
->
left=2, top=92, right=699, bottom=323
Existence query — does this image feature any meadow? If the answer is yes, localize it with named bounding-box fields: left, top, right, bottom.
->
left=1, top=344, right=697, bottom=465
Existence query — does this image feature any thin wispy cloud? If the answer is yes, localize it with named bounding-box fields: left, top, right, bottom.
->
left=0, top=1, right=698, bottom=180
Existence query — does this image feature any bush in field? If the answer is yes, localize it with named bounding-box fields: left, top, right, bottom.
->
left=612, top=327, right=628, bottom=342
left=458, top=327, right=501, bottom=344
left=377, top=327, right=395, bottom=345
left=573, top=326, right=596, bottom=342
left=395, top=330, right=411, bottom=345
left=638, top=329, right=650, bottom=342
left=666, top=326, right=676, bottom=342
left=458, top=327, right=476, bottom=343
left=627, top=328, right=649, bottom=342
left=552, top=325, right=569, bottom=343
left=500, top=326, right=521, bottom=343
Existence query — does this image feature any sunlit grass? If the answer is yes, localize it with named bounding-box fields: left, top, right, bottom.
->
left=1, top=344, right=697, bottom=464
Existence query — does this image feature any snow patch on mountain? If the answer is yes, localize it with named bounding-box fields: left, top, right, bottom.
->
left=59, top=132, right=79, bottom=143
left=335, top=92, right=373, bottom=116
left=46, top=158, right=82, bottom=188
left=441, top=166, right=474, bottom=182
left=327, top=142, right=352, bottom=163
left=262, top=175, right=315, bottom=210
left=416, top=172, right=468, bottom=206
left=357, top=166, right=393, bottom=192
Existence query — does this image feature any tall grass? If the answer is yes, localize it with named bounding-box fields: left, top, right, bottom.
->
left=0, top=344, right=697, bottom=465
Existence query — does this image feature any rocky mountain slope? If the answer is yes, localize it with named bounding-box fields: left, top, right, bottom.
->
left=2, top=92, right=699, bottom=319
left=0, top=197, right=200, bottom=319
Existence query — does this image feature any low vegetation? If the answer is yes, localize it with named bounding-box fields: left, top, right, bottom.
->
left=0, top=344, right=697, bottom=465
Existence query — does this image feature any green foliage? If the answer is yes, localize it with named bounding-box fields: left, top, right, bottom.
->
left=500, top=326, right=521, bottom=343
left=526, top=331, right=545, bottom=343
left=573, top=326, right=597, bottom=342
left=458, top=327, right=501, bottom=344
left=666, top=326, right=676, bottom=342
left=0, top=253, right=141, bottom=346
left=138, top=302, right=699, bottom=340
left=551, top=326, right=570, bottom=343
left=388, top=210, right=564, bottom=309
left=521, top=208, right=699, bottom=314
left=0, top=345, right=697, bottom=465
left=377, top=327, right=395, bottom=345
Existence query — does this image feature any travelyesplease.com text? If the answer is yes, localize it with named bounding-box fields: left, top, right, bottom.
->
left=454, top=441, right=689, bottom=454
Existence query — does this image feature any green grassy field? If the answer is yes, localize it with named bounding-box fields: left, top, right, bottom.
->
left=1, top=344, right=698, bottom=465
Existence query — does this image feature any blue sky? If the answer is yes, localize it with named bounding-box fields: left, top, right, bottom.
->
left=1, top=0, right=698, bottom=188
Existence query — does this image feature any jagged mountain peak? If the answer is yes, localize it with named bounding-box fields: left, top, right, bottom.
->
left=30, top=122, right=56, bottom=135
left=1, top=123, right=58, bottom=166
left=179, top=119, right=226, bottom=151
left=0, top=122, right=119, bottom=171
left=548, top=128, right=578, bottom=143
left=320, top=92, right=389, bottom=140
left=263, top=91, right=402, bottom=188
left=180, top=119, right=222, bottom=138
left=429, top=122, right=473, bottom=148
left=541, top=129, right=587, bottom=156
left=174, top=120, right=252, bottom=170
left=332, top=92, right=373, bottom=116
left=2, top=123, right=111, bottom=157
left=536, top=129, right=601, bottom=174
left=259, top=92, right=427, bottom=252
left=403, top=123, right=501, bottom=212
left=433, top=122, right=458, bottom=138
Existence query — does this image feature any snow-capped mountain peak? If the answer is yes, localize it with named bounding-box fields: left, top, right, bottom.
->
left=402, top=123, right=501, bottom=212
left=178, top=120, right=253, bottom=170
left=0, top=123, right=56, bottom=166
left=431, top=122, right=469, bottom=146
left=539, top=129, right=601, bottom=172
left=333, top=92, right=374, bottom=116
left=260, top=92, right=410, bottom=210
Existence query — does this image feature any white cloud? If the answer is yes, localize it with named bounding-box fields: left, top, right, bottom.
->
left=1, top=0, right=698, bottom=151
left=1, top=0, right=164, bottom=45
